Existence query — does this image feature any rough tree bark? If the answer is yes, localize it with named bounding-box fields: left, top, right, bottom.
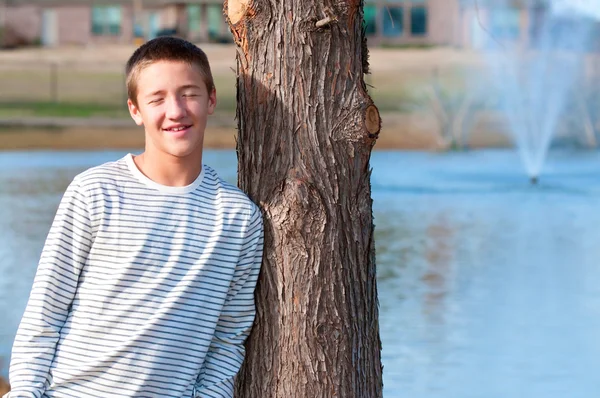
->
left=224, top=1, right=383, bottom=396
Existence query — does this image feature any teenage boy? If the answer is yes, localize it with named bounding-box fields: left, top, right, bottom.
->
left=6, top=37, right=264, bottom=398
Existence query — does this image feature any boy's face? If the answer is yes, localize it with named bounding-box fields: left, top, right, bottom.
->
left=127, top=60, right=216, bottom=161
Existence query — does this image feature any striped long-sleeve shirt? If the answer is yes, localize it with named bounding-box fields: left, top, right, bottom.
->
left=6, top=154, right=264, bottom=398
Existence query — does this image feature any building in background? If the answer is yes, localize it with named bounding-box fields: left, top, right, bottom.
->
left=0, top=0, right=229, bottom=47
left=364, top=0, right=599, bottom=50
left=0, top=0, right=594, bottom=49
left=364, top=0, right=463, bottom=47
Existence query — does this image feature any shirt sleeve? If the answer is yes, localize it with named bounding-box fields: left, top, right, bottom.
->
left=7, top=178, right=93, bottom=398
left=195, top=204, right=264, bottom=398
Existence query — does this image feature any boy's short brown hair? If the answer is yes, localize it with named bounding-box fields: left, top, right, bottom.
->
left=125, top=37, right=215, bottom=106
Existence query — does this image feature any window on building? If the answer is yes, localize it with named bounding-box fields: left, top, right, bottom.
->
left=91, top=6, right=122, bottom=36
left=410, top=6, right=427, bottom=35
left=383, top=6, right=404, bottom=37
left=364, top=5, right=377, bottom=35
left=207, top=4, right=223, bottom=39
left=188, top=5, right=201, bottom=34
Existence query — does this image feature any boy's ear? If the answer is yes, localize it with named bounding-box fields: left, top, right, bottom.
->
left=127, top=99, right=144, bottom=126
left=208, top=88, right=217, bottom=115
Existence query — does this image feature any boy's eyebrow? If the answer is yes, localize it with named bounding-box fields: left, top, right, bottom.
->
left=146, top=89, right=166, bottom=97
left=180, top=84, right=202, bottom=90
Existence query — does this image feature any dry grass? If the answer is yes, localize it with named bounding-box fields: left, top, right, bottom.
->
left=0, top=46, right=485, bottom=150
left=2, top=44, right=599, bottom=150
left=0, top=44, right=479, bottom=114
left=0, top=113, right=514, bottom=151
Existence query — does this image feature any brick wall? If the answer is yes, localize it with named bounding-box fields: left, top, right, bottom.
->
left=3, top=4, right=136, bottom=47
left=4, top=5, right=41, bottom=46
left=428, top=0, right=461, bottom=46
left=56, top=5, right=134, bottom=46
left=56, top=6, right=89, bottom=45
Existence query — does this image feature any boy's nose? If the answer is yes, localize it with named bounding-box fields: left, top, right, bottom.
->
left=166, top=97, right=187, bottom=119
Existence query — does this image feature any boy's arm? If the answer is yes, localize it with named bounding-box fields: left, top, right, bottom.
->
left=8, top=179, right=92, bottom=398
left=195, top=205, right=264, bottom=398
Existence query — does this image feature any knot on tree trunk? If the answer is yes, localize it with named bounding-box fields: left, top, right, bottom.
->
left=267, top=173, right=327, bottom=240
left=365, top=104, right=381, bottom=138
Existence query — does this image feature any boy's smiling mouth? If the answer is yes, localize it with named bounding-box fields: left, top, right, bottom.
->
left=163, top=124, right=193, bottom=134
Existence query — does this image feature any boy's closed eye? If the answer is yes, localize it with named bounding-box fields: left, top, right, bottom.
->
left=181, top=89, right=201, bottom=97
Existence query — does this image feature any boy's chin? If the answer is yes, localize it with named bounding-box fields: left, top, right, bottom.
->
left=166, top=143, right=204, bottom=159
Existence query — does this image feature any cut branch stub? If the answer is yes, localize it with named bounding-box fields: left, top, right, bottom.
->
left=365, top=104, right=381, bottom=137
left=228, top=0, right=249, bottom=24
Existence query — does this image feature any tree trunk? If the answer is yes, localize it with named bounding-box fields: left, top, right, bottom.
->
left=224, top=1, right=383, bottom=396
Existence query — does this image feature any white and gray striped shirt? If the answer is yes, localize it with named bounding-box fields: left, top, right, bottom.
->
left=7, top=154, right=264, bottom=398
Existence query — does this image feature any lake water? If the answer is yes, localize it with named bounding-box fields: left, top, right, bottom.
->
left=2, top=149, right=600, bottom=397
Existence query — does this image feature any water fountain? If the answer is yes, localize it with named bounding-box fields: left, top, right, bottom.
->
left=472, top=0, right=598, bottom=184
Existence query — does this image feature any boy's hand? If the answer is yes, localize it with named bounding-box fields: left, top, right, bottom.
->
left=0, top=375, right=10, bottom=397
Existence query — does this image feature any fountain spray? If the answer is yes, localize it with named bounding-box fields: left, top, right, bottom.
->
left=471, top=0, right=597, bottom=179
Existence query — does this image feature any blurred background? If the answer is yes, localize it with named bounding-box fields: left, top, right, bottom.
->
left=2, top=0, right=600, bottom=397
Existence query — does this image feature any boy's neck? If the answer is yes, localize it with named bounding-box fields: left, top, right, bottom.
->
left=133, top=150, right=203, bottom=187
